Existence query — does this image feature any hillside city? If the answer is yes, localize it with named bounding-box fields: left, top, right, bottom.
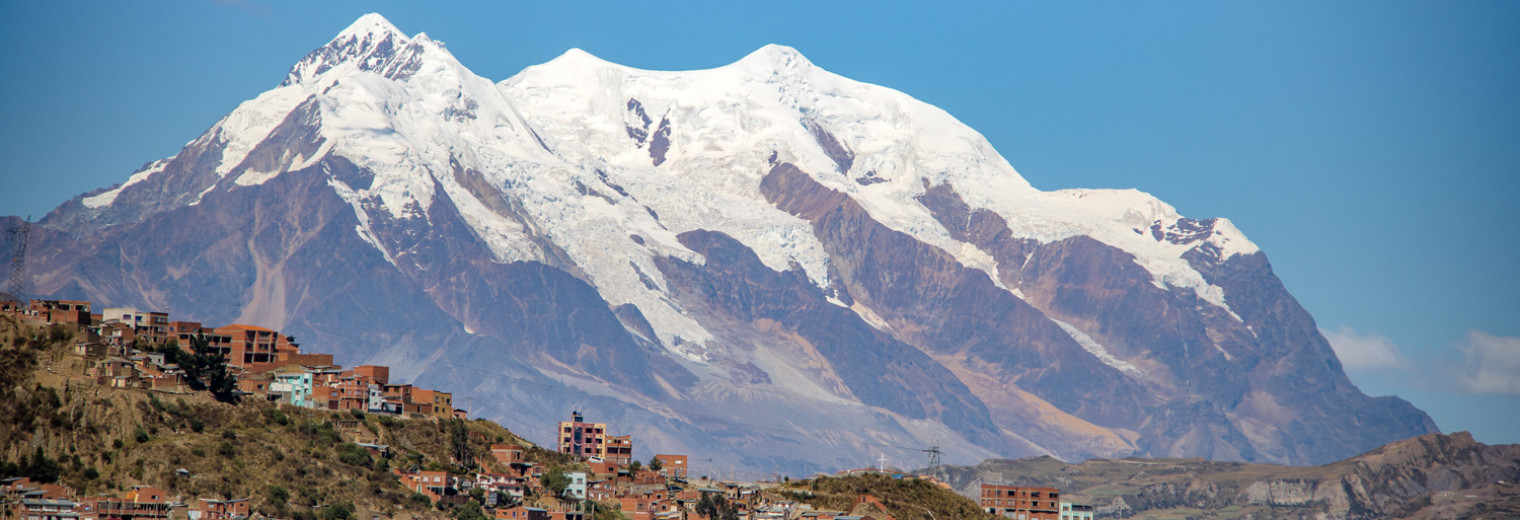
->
left=1, top=297, right=1096, bottom=520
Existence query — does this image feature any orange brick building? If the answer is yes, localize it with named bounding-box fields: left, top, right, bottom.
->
left=30, top=300, right=93, bottom=326
left=193, top=498, right=250, bottom=520
left=980, top=484, right=1060, bottom=520
left=605, top=435, right=633, bottom=466
left=653, top=454, right=688, bottom=478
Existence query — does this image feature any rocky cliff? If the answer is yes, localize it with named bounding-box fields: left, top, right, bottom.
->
left=934, top=432, right=1520, bottom=519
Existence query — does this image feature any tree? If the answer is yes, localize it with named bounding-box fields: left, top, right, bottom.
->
left=648, top=455, right=663, bottom=473
left=317, top=502, right=353, bottom=520
left=541, top=467, right=570, bottom=498
left=629, top=460, right=642, bottom=473
left=448, top=419, right=473, bottom=469
left=453, top=499, right=486, bottom=520
left=696, top=493, right=737, bottom=520
left=23, top=447, right=61, bottom=483
left=178, top=335, right=237, bottom=403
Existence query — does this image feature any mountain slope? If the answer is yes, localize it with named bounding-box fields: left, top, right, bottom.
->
left=7, top=13, right=1435, bottom=472
left=932, top=432, right=1520, bottom=520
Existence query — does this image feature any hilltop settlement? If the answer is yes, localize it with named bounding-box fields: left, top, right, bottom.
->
left=1, top=297, right=1101, bottom=520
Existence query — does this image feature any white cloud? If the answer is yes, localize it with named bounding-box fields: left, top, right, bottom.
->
left=1322, top=326, right=1410, bottom=371
left=1453, top=330, right=1520, bottom=396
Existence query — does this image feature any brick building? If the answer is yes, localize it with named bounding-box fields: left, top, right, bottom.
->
left=557, top=411, right=607, bottom=459
left=31, top=300, right=93, bottom=327
left=653, top=454, right=688, bottom=478
left=192, top=499, right=249, bottom=520
left=75, top=486, right=171, bottom=520
left=979, top=484, right=1060, bottom=520
left=605, top=435, right=634, bottom=466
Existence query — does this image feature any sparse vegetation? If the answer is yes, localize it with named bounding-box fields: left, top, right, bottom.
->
left=779, top=474, right=995, bottom=520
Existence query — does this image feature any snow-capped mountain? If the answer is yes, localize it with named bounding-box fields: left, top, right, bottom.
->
left=14, top=14, right=1435, bottom=472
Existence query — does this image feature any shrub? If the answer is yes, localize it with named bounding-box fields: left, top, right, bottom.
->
left=266, top=485, right=289, bottom=505
left=318, top=502, right=353, bottom=520
left=337, top=444, right=372, bottom=467
left=409, top=492, right=430, bottom=509
left=262, top=406, right=289, bottom=426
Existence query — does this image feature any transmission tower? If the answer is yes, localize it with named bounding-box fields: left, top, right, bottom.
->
left=6, top=216, right=30, bottom=302
left=922, top=441, right=943, bottom=471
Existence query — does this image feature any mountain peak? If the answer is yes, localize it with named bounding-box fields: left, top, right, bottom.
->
left=545, top=47, right=614, bottom=68
left=281, top=13, right=414, bottom=86
left=732, top=44, right=814, bottom=74
left=337, top=13, right=406, bottom=42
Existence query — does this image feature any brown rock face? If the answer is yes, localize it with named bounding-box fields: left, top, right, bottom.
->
left=934, top=432, right=1520, bottom=520
left=909, top=178, right=1435, bottom=464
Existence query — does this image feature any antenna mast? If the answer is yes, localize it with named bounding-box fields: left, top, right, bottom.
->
left=922, top=441, right=943, bottom=471
left=6, top=217, right=31, bottom=302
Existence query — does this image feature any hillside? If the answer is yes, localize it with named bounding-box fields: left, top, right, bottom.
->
left=930, top=433, right=1520, bottom=519
left=0, top=316, right=578, bottom=520
left=775, top=474, right=993, bottom=520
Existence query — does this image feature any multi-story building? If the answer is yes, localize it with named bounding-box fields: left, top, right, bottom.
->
left=605, top=435, right=633, bottom=466
left=566, top=472, right=588, bottom=500
left=99, top=307, right=169, bottom=344
left=19, top=498, right=76, bottom=520
left=75, top=486, right=171, bottom=520
left=270, top=369, right=314, bottom=409
left=30, top=300, right=93, bottom=327
left=170, top=323, right=301, bottom=367
left=557, top=411, right=607, bottom=459
left=653, top=454, right=688, bottom=478
left=412, top=388, right=454, bottom=419
left=397, top=470, right=453, bottom=502
left=211, top=324, right=299, bottom=366
left=980, top=484, right=1060, bottom=520
left=192, top=499, right=250, bottom=520
left=1058, top=502, right=1093, bottom=520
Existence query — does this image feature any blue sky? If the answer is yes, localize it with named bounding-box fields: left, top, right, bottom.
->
left=2, top=1, right=1516, bottom=448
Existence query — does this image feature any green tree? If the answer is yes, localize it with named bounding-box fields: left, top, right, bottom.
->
left=541, top=467, right=570, bottom=498
left=23, top=447, right=61, bottom=483
left=179, top=335, right=238, bottom=403
left=648, top=455, right=663, bottom=473
left=453, top=499, right=486, bottom=520
left=317, top=502, right=353, bottom=520
left=448, top=419, right=473, bottom=469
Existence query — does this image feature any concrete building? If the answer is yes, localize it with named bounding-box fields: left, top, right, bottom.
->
left=566, top=471, right=588, bottom=500
left=1058, top=502, right=1093, bottom=520
left=270, top=370, right=314, bottom=408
